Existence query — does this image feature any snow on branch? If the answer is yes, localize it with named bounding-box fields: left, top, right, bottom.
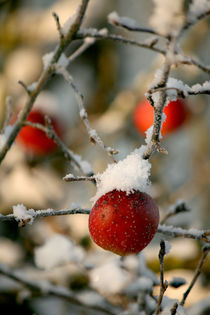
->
left=0, top=263, right=119, bottom=315
left=76, top=29, right=166, bottom=55
left=108, top=11, right=160, bottom=36
left=0, top=207, right=90, bottom=226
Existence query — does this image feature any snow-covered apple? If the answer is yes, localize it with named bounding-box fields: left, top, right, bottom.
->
left=88, top=189, right=159, bottom=256
left=15, top=109, right=64, bottom=156
left=133, top=98, right=188, bottom=136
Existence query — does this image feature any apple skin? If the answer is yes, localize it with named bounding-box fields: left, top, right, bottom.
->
left=133, top=99, right=188, bottom=136
left=15, top=109, right=64, bottom=156
left=88, top=190, right=159, bottom=256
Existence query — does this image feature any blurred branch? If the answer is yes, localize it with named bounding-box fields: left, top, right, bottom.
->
left=0, top=263, right=118, bottom=315
left=157, top=225, right=210, bottom=243
left=0, top=208, right=90, bottom=225
left=76, top=29, right=166, bottom=54
left=23, top=119, right=93, bottom=176
left=107, top=11, right=164, bottom=36
left=1, top=96, right=13, bottom=132
left=54, top=65, right=118, bottom=162
left=155, top=240, right=168, bottom=315
left=63, top=174, right=96, bottom=182
left=0, top=0, right=90, bottom=165
left=161, top=200, right=190, bottom=224
left=180, top=245, right=210, bottom=306
left=52, top=12, right=64, bottom=40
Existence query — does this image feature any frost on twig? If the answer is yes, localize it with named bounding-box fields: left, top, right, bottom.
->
left=54, top=65, right=118, bottom=162
left=23, top=119, right=93, bottom=176
left=108, top=11, right=159, bottom=35
left=161, top=200, right=190, bottom=224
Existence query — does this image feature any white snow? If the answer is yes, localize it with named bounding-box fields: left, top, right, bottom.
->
left=164, top=240, right=171, bottom=254
left=191, top=81, right=210, bottom=93
left=34, top=234, right=84, bottom=270
left=69, top=202, right=81, bottom=210
left=167, top=77, right=191, bottom=99
left=0, top=125, right=13, bottom=151
left=13, top=204, right=35, bottom=224
left=91, top=147, right=151, bottom=204
left=42, top=52, right=69, bottom=70
left=150, top=0, right=184, bottom=36
left=73, top=153, right=93, bottom=175
left=42, top=52, right=53, bottom=70
left=90, top=258, right=130, bottom=294
left=108, top=11, right=139, bottom=29
left=188, top=0, right=210, bottom=23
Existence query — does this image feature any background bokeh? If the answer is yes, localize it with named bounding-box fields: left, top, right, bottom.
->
left=0, top=0, right=209, bottom=314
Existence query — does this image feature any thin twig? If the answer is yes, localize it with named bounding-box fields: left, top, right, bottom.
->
left=23, top=119, right=93, bottom=175
left=52, top=12, right=64, bottom=40
left=54, top=65, right=118, bottom=162
left=157, top=225, right=210, bottom=243
left=180, top=245, right=210, bottom=306
left=155, top=240, right=168, bottom=315
left=0, top=263, right=118, bottom=315
left=161, top=201, right=190, bottom=224
left=76, top=30, right=166, bottom=55
left=2, top=96, right=13, bottom=132
left=0, top=208, right=90, bottom=224
left=0, top=0, right=90, bottom=165
left=170, top=302, right=178, bottom=315
left=63, top=174, right=96, bottom=182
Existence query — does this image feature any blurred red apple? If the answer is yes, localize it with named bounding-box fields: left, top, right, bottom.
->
left=133, top=99, right=189, bottom=136
left=15, top=109, right=64, bottom=156
left=89, top=189, right=159, bottom=256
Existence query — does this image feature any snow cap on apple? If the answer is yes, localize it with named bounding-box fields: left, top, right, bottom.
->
left=91, top=146, right=151, bottom=204
left=89, top=147, right=159, bottom=256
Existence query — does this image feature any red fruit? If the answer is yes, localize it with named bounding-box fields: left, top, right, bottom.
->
left=89, top=190, right=159, bottom=256
left=15, top=109, right=64, bottom=156
left=133, top=99, right=188, bottom=136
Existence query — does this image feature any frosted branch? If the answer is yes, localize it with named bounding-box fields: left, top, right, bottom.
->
left=157, top=225, right=210, bottom=243
left=0, top=0, right=90, bottom=165
left=0, top=263, right=118, bottom=315
left=55, top=65, right=118, bottom=162
left=76, top=29, right=166, bottom=55
left=108, top=11, right=162, bottom=36
left=23, top=120, right=93, bottom=176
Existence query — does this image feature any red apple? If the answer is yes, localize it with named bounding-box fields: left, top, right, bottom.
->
left=88, top=190, right=159, bottom=256
left=133, top=99, right=188, bottom=136
left=15, top=109, right=64, bottom=156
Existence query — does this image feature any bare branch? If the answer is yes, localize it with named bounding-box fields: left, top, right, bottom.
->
left=180, top=245, right=210, bottom=306
left=155, top=240, right=169, bottom=315
left=0, top=263, right=118, bottom=315
left=52, top=12, right=64, bottom=41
